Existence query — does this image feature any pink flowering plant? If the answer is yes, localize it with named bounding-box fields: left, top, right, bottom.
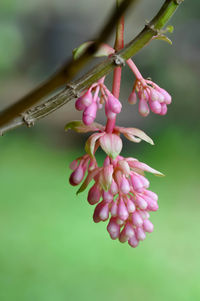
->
left=0, top=0, right=182, bottom=249
left=65, top=3, right=174, bottom=248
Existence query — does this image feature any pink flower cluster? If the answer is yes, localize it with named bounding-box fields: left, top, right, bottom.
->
left=127, top=59, right=172, bottom=117
left=91, top=156, right=158, bottom=247
left=67, top=125, right=162, bottom=248
left=75, top=78, right=122, bottom=126
left=66, top=58, right=166, bottom=248
left=128, top=79, right=172, bottom=117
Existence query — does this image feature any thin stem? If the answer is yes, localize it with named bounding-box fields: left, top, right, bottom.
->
left=105, top=1, right=124, bottom=134
left=126, top=59, right=143, bottom=81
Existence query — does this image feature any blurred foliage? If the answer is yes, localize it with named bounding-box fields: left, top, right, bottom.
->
left=0, top=129, right=200, bottom=301
left=0, top=23, right=23, bottom=73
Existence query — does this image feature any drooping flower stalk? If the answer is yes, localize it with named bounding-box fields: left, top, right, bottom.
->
left=66, top=1, right=171, bottom=248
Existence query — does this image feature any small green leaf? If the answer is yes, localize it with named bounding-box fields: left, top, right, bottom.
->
left=166, top=25, right=174, bottom=33
left=153, top=34, right=172, bottom=45
left=65, top=120, right=83, bottom=131
left=73, top=41, right=93, bottom=60
left=65, top=120, right=104, bottom=133
left=73, top=41, right=114, bottom=60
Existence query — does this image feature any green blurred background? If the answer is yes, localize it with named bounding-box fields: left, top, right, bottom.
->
left=0, top=1, right=200, bottom=300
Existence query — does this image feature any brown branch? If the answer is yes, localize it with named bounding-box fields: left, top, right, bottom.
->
left=0, top=0, right=137, bottom=128
left=0, top=0, right=183, bottom=135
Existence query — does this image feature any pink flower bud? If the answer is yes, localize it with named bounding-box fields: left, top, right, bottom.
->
left=139, top=210, right=150, bottom=220
left=160, top=103, right=168, bottom=115
left=83, top=102, right=97, bottom=125
left=119, top=222, right=135, bottom=243
left=143, top=195, right=159, bottom=211
left=126, top=198, right=135, bottom=213
left=149, top=100, right=161, bottom=114
left=117, top=198, right=129, bottom=221
left=117, top=160, right=130, bottom=176
left=130, top=174, right=143, bottom=193
left=75, top=97, right=86, bottom=111
left=132, top=212, right=143, bottom=227
left=128, top=235, right=139, bottom=248
left=110, top=201, right=118, bottom=217
left=139, top=99, right=149, bottom=117
left=147, top=201, right=159, bottom=211
left=158, top=88, right=172, bottom=104
left=143, top=219, right=154, bottom=233
left=105, top=101, right=117, bottom=119
left=81, top=91, right=93, bottom=107
left=102, top=190, right=113, bottom=203
left=143, top=190, right=158, bottom=201
left=120, top=177, right=130, bottom=194
left=87, top=183, right=101, bottom=205
left=69, top=165, right=84, bottom=186
left=107, top=95, right=122, bottom=114
left=137, top=174, right=150, bottom=189
left=151, top=89, right=164, bottom=103
left=135, top=195, right=148, bottom=210
left=93, top=201, right=109, bottom=223
left=110, top=180, right=118, bottom=195
left=107, top=217, right=120, bottom=240
left=128, top=91, right=137, bottom=104
left=135, top=227, right=146, bottom=241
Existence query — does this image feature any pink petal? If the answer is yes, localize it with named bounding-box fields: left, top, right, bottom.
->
left=100, top=133, right=122, bottom=159
left=85, top=132, right=105, bottom=157
left=131, top=161, right=164, bottom=176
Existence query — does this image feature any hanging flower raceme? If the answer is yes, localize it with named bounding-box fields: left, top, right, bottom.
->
left=66, top=38, right=168, bottom=248
left=66, top=117, right=163, bottom=248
